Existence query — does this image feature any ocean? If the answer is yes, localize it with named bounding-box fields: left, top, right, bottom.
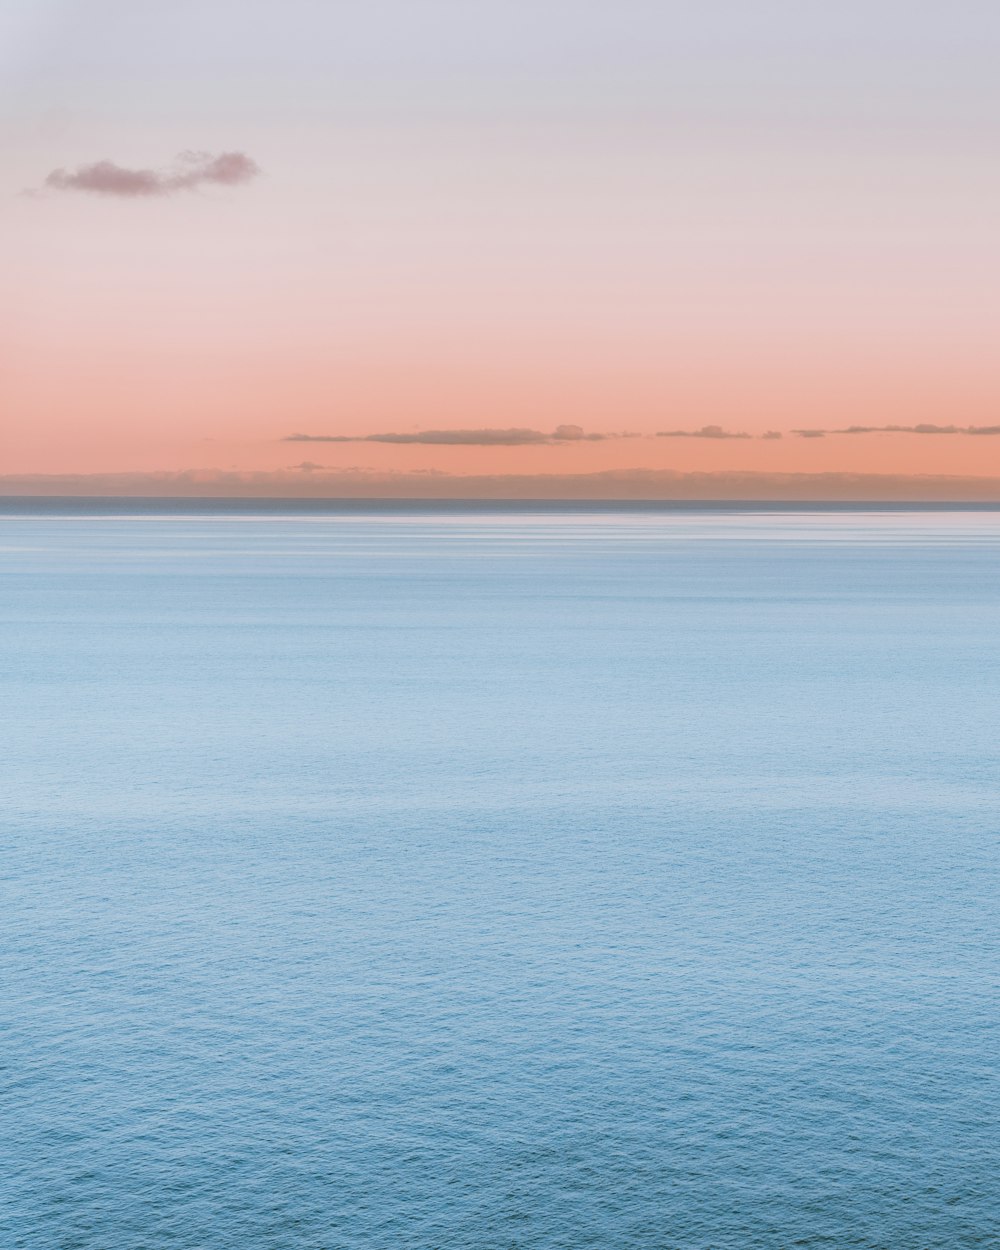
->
left=2, top=502, right=997, bottom=1249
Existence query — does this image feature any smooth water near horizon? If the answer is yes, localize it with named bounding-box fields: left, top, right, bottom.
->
left=2, top=506, right=998, bottom=1249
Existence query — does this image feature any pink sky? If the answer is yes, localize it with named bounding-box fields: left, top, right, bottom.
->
left=3, top=2, right=1000, bottom=494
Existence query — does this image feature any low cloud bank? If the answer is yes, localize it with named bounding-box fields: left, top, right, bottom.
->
left=6, top=468, right=1000, bottom=501
left=40, top=151, right=259, bottom=197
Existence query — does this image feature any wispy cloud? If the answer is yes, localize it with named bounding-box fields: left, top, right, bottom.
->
left=793, top=423, right=1000, bottom=437
left=285, top=425, right=613, bottom=446
left=835, top=424, right=1000, bottom=436
left=657, top=425, right=751, bottom=440
left=287, top=422, right=1000, bottom=448
left=38, top=151, right=260, bottom=198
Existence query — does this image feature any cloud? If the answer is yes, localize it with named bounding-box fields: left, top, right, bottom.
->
left=284, top=425, right=611, bottom=445
left=286, top=421, right=1000, bottom=449
left=657, top=425, right=751, bottom=439
left=791, top=424, right=1000, bottom=437
left=552, top=424, right=606, bottom=441
left=40, top=151, right=259, bottom=198
left=285, top=433, right=355, bottom=443
left=835, top=423, right=1000, bottom=436
left=286, top=428, right=550, bottom=445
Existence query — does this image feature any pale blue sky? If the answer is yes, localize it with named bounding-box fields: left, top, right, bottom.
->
left=5, top=2, right=1000, bottom=130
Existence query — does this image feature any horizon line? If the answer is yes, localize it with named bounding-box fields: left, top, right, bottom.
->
left=7, top=465, right=1000, bottom=504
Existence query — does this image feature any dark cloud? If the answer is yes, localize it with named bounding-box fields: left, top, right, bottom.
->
left=657, top=425, right=751, bottom=440
left=41, top=151, right=259, bottom=198
left=285, top=425, right=610, bottom=446
left=761, top=431, right=783, bottom=440
left=793, top=429, right=826, bottom=438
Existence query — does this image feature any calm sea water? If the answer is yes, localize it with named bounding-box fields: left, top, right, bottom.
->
left=2, top=503, right=998, bottom=1249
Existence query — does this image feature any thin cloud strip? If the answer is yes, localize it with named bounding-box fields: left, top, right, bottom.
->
left=286, top=423, right=1000, bottom=448
left=41, top=151, right=260, bottom=198
left=285, top=425, right=612, bottom=446
left=657, top=425, right=751, bottom=440
left=838, top=423, right=1000, bottom=436
left=795, top=424, right=1000, bottom=437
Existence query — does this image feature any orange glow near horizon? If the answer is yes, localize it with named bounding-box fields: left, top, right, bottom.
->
left=3, top=4, right=1000, bottom=494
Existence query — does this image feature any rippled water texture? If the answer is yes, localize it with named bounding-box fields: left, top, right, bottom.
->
left=2, top=504, right=998, bottom=1249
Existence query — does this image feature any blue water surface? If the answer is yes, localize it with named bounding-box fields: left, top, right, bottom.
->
left=1, top=504, right=997, bottom=1249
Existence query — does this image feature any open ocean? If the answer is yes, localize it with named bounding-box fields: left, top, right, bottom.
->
left=2, top=502, right=997, bottom=1249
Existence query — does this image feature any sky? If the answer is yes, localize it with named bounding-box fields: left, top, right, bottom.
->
left=3, top=1, right=1000, bottom=496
